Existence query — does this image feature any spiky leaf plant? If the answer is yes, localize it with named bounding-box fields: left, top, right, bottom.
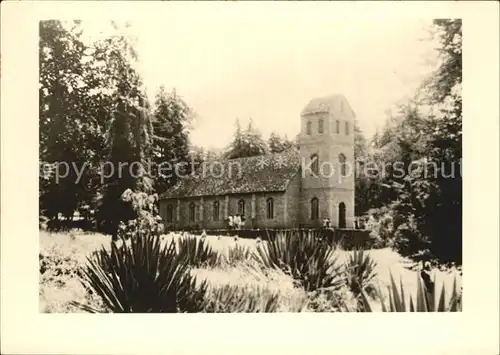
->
left=202, top=284, right=281, bottom=313
left=360, top=271, right=462, bottom=312
left=71, top=235, right=207, bottom=313
left=176, top=235, right=220, bottom=267
left=255, top=230, right=345, bottom=292
left=225, top=243, right=254, bottom=266
left=345, top=249, right=378, bottom=297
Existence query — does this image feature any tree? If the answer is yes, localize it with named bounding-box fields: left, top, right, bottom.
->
left=268, top=131, right=294, bottom=154
left=39, top=20, right=197, bottom=235
left=93, top=23, right=154, bottom=237
left=420, top=19, right=462, bottom=264
left=367, top=19, right=462, bottom=265
left=188, top=145, right=221, bottom=164
left=39, top=20, right=108, bottom=225
left=353, top=121, right=381, bottom=216
left=224, top=118, right=268, bottom=159
left=151, top=86, right=191, bottom=192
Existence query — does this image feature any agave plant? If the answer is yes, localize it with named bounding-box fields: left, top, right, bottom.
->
left=225, top=243, right=254, bottom=266
left=202, top=284, right=281, bottom=313
left=71, top=235, right=207, bottom=313
left=176, top=235, right=220, bottom=268
left=345, top=249, right=378, bottom=297
left=360, top=270, right=462, bottom=312
left=255, top=230, right=345, bottom=292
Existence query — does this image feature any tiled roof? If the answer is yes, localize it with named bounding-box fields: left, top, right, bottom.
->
left=159, top=149, right=301, bottom=199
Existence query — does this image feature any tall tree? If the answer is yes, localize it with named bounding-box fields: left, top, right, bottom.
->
left=93, top=22, right=154, bottom=236
left=420, top=19, right=462, bottom=264
left=353, top=121, right=381, bottom=216
left=38, top=20, right=196, bottom=234
left=353, top=121, right=367, bottom=160
left=39, top=20, right=107, bottom=224
left=151, top=86, right=191, bottom=192
left=368, top=19, right=462, bottom=265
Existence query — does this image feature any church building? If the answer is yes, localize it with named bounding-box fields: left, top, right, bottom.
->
left=159, top=94, right=356, bottom=230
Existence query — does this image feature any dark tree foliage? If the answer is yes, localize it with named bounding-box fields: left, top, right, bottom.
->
left=365, top=19, right=462, bottom=265
left=268, top=132, right=295, bottom=154
left=224, top=118, right=268, bottom=159
left=39, top=20, right=193, bottom=235
left=39, top=20, right=107, bottom=225
left=151, top=87, right=191, bottom=192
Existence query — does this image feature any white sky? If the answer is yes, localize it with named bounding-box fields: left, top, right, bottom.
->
left=78, top=9, right=438, bottom=150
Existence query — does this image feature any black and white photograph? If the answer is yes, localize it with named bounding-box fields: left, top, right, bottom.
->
left=36, top=14, right=466, bottom=313
left=2, top=2, right=500, bottom=354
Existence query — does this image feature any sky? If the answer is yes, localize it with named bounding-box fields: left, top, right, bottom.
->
left=79, top=7, right=439, bottom=150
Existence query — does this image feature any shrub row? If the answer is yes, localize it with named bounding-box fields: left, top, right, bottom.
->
left=70, top=231, right=461, bottom=313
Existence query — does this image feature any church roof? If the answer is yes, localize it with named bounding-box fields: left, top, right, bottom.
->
left=159, top=149, right=301, bottom=200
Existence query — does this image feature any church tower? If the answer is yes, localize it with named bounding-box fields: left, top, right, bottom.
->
left=298, top=94, right=355, bottom=228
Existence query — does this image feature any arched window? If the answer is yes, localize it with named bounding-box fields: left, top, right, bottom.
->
left=166, top=204, right=174, bottom=223
left=338, top=153, right=347, bottom=177
left=318, top=118, right=324, bottom=134
left=266, top=198, right=274, bottom=219
left=310, top=154, right=319, bottom=176
left=238, top=199, right=245, bottom=217
left=213, top=201, right=220, bottom=221
left=196, top=205, right=201, bottom=221
left=310, top=198, right=319, bottom=220
left=306, top=121, right=312, bottom=135
left=188, top=202, right=195, bottom=222
left=336, top=120, right=340, bottom=134
left=338, top=202, right=346, bottom=228
left=345, top=121, right=349, bottom=135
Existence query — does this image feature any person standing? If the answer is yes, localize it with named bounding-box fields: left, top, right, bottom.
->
left=234, top=214, right=241, bottom=230
left=228, top=215, right=234, bottom=230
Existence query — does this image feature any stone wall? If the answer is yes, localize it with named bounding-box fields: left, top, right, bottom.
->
left=160, top=190, right=296, bottom=230
left=329, top=187, right=355, bottom=229
left=284, top=172, right=301, bottom=228
left=298, top=186, right=331, bottom=228
left=253, top=192, right=286, bottom=228
left=159, top=178, right=354, bottom=230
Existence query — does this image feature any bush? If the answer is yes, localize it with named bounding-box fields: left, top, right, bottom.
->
left=39, top=231, right=109, bottom=312
left=306, top=285, right=358, bottom=312
left=255, top=231, right=345, bottom=292
left=191, top=258, right=309, bottom=312
left=40, top=251, right=82, bottom=284
left=202, top=283, right=309, bottom=312
left=72, top=235, right=207, bottom=313
left=364, top=205, right=436, bottom=264
left=117, top=190, right=164, bottom=240
left=364, top=207, right=396, bottom=249
left=45, top=229, right=461, bottom=313
left=360, top=271, right=462, bottom=312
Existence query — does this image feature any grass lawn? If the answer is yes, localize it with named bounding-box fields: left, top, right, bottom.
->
left=39, top=230, right=462, bottom=313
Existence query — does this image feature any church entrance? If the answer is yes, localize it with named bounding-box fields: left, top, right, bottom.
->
left=338, top=202, right=346, bottom=228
